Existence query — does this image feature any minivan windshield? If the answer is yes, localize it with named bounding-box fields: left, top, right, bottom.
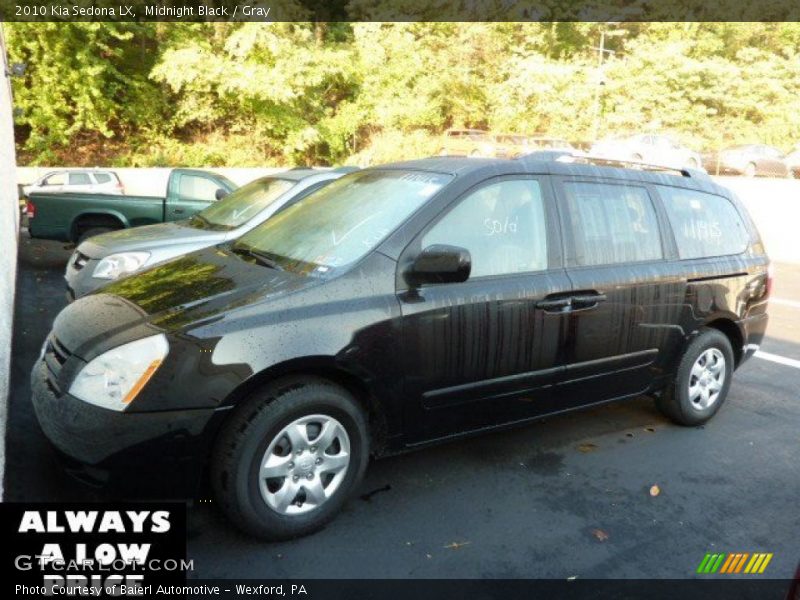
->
left=188, top=177, right=295, bottom=231
left=232, top=169, right=452, bottom=275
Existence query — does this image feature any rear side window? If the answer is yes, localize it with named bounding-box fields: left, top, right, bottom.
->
left=562, top=181, right=662, bottom=266
left=422, top=178, right=548, bottom=278
left=658, top=187, right=749, bottom=259
left=68, top=172, right=91, bottom=185
left=94, top=173, right=112, bottom=184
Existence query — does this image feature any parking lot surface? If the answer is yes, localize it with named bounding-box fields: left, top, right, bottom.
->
left=5, top=231, right=799, bottom=579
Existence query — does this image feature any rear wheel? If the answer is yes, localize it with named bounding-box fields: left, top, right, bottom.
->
left=744, top=162, right=757, bottom=178
left=211, top=378, right=369, bottom=541
left=656, top=328, right=734, bottom=426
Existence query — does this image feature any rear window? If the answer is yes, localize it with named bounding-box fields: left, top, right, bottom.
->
left=657, top=187, right=749, bottom=259
left=562, top=181, right=663, bottom=267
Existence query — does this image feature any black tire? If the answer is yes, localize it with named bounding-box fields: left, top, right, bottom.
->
left=656, top=328, right=734, bottom=426
left=77, top=227, right=115, bottom=244
left=211, top=377, right=369, bottom=541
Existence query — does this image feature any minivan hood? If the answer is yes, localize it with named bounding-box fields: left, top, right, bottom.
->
left=79, top=221, right=225, bottom=258
left=54, top=246, right=322, bottom=357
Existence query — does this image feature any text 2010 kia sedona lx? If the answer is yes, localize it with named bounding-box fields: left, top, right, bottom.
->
left=32, top=155, right=770, bottom=540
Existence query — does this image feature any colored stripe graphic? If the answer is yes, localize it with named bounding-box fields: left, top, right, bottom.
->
left=720, top=553, right=737, bottom=574
left=699, top=552, right=773, bottom=575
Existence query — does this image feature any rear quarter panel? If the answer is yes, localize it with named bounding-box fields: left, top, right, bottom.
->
left=28, top=192, right=165, bottom=240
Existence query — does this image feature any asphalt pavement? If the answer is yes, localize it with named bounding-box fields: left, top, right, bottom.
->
left=5, top=232, right=799, bottom=580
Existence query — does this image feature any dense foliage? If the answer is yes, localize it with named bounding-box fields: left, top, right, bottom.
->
left=6, top=22, right=800, bottom=166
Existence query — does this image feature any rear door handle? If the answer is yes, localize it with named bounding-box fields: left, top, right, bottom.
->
left=173, top=208, right=185, bottom=214
left=535, top=297, right=572, bottom=312
left=570, top=293, right=607, bottom=309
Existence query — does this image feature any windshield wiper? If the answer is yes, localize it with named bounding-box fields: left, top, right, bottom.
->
left=231, top=246, right=285, bottom=271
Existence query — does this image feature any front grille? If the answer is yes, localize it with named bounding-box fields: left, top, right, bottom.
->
left=43, top=335, right=74, bottom=395
left=71, top=251, right=89, bottom=271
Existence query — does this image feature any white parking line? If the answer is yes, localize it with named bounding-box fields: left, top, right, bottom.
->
left=770, top=297, right=800, bottom=309
left=754, top=351, right=800, bottom=370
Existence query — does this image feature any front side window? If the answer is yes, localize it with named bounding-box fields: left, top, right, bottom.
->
left=68, top=173, right=91, bottom=185
left=422, top=179, right=547, bottom=278
left=563, top=181, right=663, bottom=266
left=42, top=173, right=66, bottom=186
left=179, top=175, right=223, bottom=202
left=189, top=177, right=295, bottom=231
left=234, top=170, right=452, bottom=275
left=658, top=187, right=749, bottom=259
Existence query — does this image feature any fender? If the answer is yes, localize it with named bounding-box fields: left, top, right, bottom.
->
left=69, top=209, right=130, bottom=238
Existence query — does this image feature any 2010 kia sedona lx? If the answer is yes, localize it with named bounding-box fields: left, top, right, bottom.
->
left=31, top=155, right=770, bottom=540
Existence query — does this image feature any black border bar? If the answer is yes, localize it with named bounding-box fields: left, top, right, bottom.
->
left=3, top=0, right=800, bottom=22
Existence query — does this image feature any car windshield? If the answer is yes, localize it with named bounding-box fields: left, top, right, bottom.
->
left=188, top=177, right=296, bottom=231
left=232, top=169, right=452, bottom=276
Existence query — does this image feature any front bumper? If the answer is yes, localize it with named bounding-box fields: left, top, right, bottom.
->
left=31, top=360, right=227, bottom=497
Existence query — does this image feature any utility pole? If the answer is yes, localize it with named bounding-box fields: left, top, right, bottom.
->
left=590, top=26, right=626, bottom=141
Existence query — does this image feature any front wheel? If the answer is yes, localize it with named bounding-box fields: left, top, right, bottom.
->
left=211, top=378, right=369, bottom=540
left=656, top=328, right=734, bottom=426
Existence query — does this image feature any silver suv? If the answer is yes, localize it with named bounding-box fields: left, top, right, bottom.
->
left=23, top=169, right=124, bottom=196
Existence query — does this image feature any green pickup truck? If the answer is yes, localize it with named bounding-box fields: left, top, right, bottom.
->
left=26, top=168, right=237, bottom=243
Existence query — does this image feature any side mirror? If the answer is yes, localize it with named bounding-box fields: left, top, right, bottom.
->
left=406, top=244, right=471, bottom=287
left=215, top=188, right=229, bottom=201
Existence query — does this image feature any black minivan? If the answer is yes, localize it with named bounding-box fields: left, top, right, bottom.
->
left=32, top=155, right=770, bottom=540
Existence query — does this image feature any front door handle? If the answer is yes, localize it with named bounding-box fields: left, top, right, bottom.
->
left=570, top=293, right=607, bottom=309
left=535, top=297, right=572, bottom=312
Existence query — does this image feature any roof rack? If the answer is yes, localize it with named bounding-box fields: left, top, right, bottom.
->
left=518, top=151, right=709, bottom=179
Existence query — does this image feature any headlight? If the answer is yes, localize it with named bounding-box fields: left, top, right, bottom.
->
left=92, top=252, right=150, bottom=280
left=69, top=334, right=169, bottom=411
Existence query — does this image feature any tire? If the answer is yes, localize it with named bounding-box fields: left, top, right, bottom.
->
left=656, top=328, right=734, bottom=426
left=686, top=157, right=698, bottom=169
left=744, top=162, right=757, bottom=178
left=211, top=377, right=369, bottom=541
left=77, top=227, right=115, bottom=244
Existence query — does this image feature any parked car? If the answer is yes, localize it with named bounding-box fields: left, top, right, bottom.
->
left=26, top=168, right=237, bottom=243
left=494, top=135, right=575, bottom=158
left=703, top=144, right=792, bottom=178
left=783, top=147, right=800, bottom=178
left=64, top=168, right=356, bottom=300
left=591, top=134, right=702, bottom=169
left=32, top=155, right=769, bottom=540
left=22, top=169, right=124, bottom=197
left=438, top=128, right=497, bottom=157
